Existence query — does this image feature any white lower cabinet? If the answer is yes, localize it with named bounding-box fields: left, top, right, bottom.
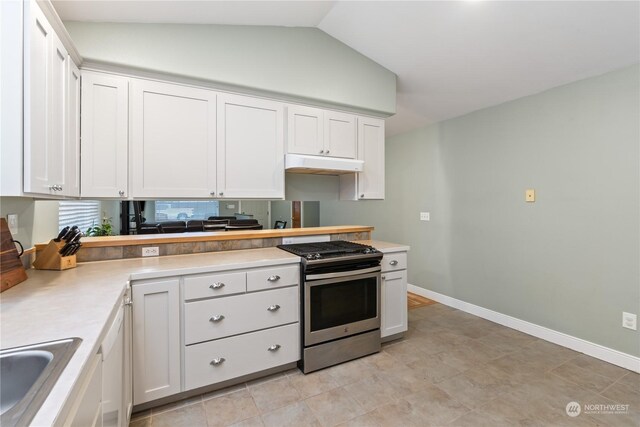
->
left=380, top=251, right=408, bottom=339
left=185, top=323, right=299, bottom=390
left=131, top=263, right=300, bottom=406
left=184, top=286, right=298, bottom=345
left=132, top=279, right=181, bottom=405
left=64, top=353, right=103, bottom=427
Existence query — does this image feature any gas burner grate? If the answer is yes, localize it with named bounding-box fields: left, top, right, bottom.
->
left=277, top=240, right=375, bottom=257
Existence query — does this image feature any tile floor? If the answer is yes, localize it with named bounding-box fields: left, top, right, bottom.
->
left=130, top=303, right=639, bottom=427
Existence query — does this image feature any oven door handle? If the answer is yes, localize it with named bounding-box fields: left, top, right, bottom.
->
left=306, top=266, right=381, bottom=281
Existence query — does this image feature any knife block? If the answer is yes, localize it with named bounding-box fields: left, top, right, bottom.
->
left=33, top=240, right=77, bottom=271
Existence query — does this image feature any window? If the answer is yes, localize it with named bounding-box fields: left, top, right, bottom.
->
left=58, top=201, right=101, bottom=232
left=154, top=201, right=219, bottom=221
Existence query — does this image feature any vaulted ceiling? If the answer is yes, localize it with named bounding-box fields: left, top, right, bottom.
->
left=53, top=1, right=640, bottom=136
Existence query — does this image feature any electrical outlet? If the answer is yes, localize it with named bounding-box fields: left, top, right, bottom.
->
left=6, top=214, right=18, bottom=235
left=142, top=246, right=160, bottom=257
left=420, top=212, right=430, bottom=221
left=622, top=312, right=637, bottom=330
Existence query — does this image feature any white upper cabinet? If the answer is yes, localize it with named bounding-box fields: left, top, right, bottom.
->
left=340, top=117, right=384, bottom=200
left=23, top=0, right=78, bottom=197
left=357, top=117, right=385, bottom=199
left=81, top=71, right=129, bottom=198
left=287, top=105, right=357, bottom=159
left=339, top=116, right=385, bottom=200
left=324, top=111, right=356, bottom=159
left=131, top=79, right=217, bottom=198
left=65, top=60, right=80, bottom=197
left=287, top=105, right=324, bottom=156
left=217, top=94, right=284, bottom=199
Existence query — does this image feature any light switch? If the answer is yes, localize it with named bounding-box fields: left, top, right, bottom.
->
left=525, top=189, right=535, bottom=202
left=420, top=212, right=430, bottom=221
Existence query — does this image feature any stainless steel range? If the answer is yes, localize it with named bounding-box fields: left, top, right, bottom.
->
left=277, top=241, right=383, bottom=373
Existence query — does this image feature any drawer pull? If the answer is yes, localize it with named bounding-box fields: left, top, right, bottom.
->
left=389, top=260, right=399, bottom=266
left=210, top=357, right=226, bottom=366
left=267, top=275, right=281, bottom=282
left=267, top=304, right=281, bottom=312
left=267, top=344, right=281, bottom=352
left=209, top=314, right=225, bottom=322
left=209, top=282, right=225, bottom=290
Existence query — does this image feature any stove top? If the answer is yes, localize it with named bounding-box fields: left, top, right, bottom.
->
left=277, top=240, right=380, bottom=261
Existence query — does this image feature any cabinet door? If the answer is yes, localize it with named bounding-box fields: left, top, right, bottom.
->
left=48, top=35, right=68, bottom=195
left=64, top=59, right=80, bottom=197
left=217, top=94, right=284, bottom=199
left=287, top=105, right=324, bottom=156
left=357, top=117, right=385, bottom=199
left=324, top=111, right=356, bottom=159
left=23, top=1, right=54, bottom=195
left=132, top=279, right=181, bottom=404
left=131, top=79, right=217, bottom=198
left=81, top=72, right=129, bottom=198
left=381, top=270, right=407, bottom=338
left=65, top=353, right=103, bottom=427
left=123, top=289, right=133, bottom=423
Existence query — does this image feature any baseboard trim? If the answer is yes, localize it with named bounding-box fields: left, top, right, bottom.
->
left=408, top=284, right=640, bottom=373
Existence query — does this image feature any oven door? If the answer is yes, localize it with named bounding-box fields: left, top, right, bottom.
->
left=304, top=268, right=381, bottom=346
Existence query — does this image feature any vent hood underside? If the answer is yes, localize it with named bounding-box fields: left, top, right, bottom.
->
left=285, top=154, right=364, bottom=175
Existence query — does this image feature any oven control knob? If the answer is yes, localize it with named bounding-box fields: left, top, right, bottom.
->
left=314, top=253, right=322, bottom=259
left=364, top=248, right=372, bottom=254
left=305, top=254, right=315, bottom=260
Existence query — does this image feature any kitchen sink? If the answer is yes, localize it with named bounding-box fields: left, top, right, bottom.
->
left=0, top=338, right=81, bottom=427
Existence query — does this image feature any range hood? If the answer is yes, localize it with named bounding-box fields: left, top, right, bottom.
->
left=285, top=154, right=364, bottom=175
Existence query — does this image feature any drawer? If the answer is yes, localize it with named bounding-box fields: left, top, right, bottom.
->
left=183, top=271, right=246, bottom=301
left=184, top=286, right=299, bottom=345
left=381, top=252, right=407, bottom=273
left=247, top=265, right=299, bottom=292
left=184, top=323, right=300, bottom=391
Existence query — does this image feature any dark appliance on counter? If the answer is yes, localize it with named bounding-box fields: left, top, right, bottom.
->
left=277, top=241, right=383, bottom=373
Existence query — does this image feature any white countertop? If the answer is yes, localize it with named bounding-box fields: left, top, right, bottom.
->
left=0, top=247, right=300, bottom=426
left=356, top=240, right=410, bottom=253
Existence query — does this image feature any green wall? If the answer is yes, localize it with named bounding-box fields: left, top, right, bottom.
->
left=64, top=22, right=396, bottom=115
left=321, top=65, right=640, bottom=356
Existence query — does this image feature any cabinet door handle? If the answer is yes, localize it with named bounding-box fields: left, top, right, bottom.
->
left=319, top=150, right=324, bottom=154
left=119, top=190, right=125, bottom=197
left=219, top=192, right=224, bottom=196
left=267, top=304, right=281, bottom=312
left=210, top=191, right=216, bottom=196
left=389, top=260, right=398, bottom=266
left=210, top=357, right=226, bottom=366
left=209, top=282, right=225, bottom=290
left=360, top=194, right=365, bottom=198
left=267, top=275, right=280, bottom=282
left=209, top=314, right=225, bottom=322
left=325, top=149, right=330, bottom=154
left=381, top=275, right=386, bottom=280
left=267, top=344, right=281, bottom=352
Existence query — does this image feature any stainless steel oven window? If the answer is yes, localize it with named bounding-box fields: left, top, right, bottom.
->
left=304, top=271, right=381, bottom=346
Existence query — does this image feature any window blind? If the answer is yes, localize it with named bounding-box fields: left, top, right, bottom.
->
left=58, top=201, right=101, bottom=232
